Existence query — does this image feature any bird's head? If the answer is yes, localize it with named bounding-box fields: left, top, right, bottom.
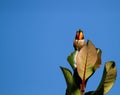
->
left=75, top=30, right=84, bottom=40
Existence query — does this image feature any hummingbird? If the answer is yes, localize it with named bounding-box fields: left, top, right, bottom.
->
left=73, top=30, right=86, bottom=51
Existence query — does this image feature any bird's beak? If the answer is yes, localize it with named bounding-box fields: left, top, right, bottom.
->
left=79, top=32, right=84, bottom=40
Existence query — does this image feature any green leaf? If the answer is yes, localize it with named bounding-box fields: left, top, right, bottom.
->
left=60, top=67, right=73, bottom=87
left=85, top=48, right=102, bottom=82
left=60, top=67, right=81, bottom=95
left=94, top=48, right=102, bottom=71
left=85, top=90, right=104, bottom=95
left=67, top=51, right=78, bottom=70
left=76, top=40, right=97, bottom=80
left=66, top=88, right=81, bottom=95
left=73, top=69, right=82, bottom=88
left=85, top=91, right=94, bottom=95
left=94, top=61, right=117, bottom=95
left=71, top=88, right=81, bottom=95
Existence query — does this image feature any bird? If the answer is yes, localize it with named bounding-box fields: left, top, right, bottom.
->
left=73, top=30, right=86, bottom=51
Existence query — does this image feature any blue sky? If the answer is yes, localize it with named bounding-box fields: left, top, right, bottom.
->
left=0, top=0, right=120, bottom=95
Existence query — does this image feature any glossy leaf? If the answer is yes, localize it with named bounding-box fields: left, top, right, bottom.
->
left=85, top=48, right=102, bottom=82
left=85, top=91, right=94, bottom=95
left=66, top=88, right=81, bottom=95
left=85, top=89, right=104, bottom=95
left=73, top=69, right=82, bottom=88
left=60, top=67, right=81, bottom=95
left=60, top=67, right=73, bottom=87
left=94, top=48, right=102, bottom=71
left=76, top=40, right=97, bottom=80
left=94, top=61, right=117, bottom=95
left=67, top=51, right=78, bottom=70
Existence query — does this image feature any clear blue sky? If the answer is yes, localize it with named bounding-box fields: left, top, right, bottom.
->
left=0, top=0, right=120, bottom=95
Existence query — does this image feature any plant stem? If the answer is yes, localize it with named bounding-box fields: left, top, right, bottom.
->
left=81, top=80, right=85, bottom=95
left=81, top=91, right=84, bottom=95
